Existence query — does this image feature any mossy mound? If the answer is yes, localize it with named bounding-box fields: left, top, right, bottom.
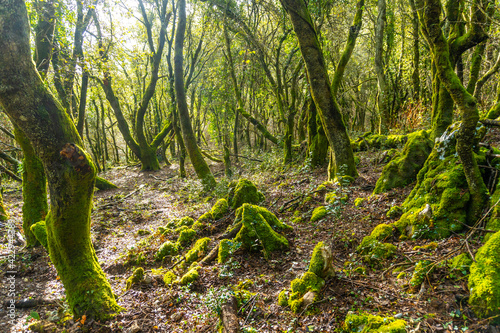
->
left=386, top=206, right=403, bottom=219
left=163, top=271, right=177, bottom=286
left=310, top=206, right=327, bottom=222
left=351, top=132, right=408, bottom=152
left=30, top=221, right=48, bottom=249
left=178, top=228, right=196, bottom=246
left=394, top=124, right=473, bottom=240
left=126, top=267, right=144, bottom=290
left=156, top=241, right=179, bottom=261
left=413, top=241, right=438, bottom=251
left=409, top=260, right=434, bottom=293
left=343, top=312, right=406, bottom=332
left=373, top=130, right=433, bottom=194
left=193, top=199, right=229, bottom=230
left=185, top=237, right=210, bottom=265
left=448, top=253, right=472, bottom=276
left=485, top=179, right=500, bottom=242
left=228, top=179, right=265, bottom=209
left=308, top=242, right=335, bottom=279
left=227, top=204, right=291, bottom=256
left=357, top=224, right=397, bottom=263
left=177, top=263, right=200, bottom=286
left=468, top=231, right=500, bottom=323
left=218, top=239, right=241, bottom=264
left=278, top=242, right=334, bottom=313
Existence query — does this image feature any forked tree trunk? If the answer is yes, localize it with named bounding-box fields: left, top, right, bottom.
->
left=0, top=0, right=122, bottom=320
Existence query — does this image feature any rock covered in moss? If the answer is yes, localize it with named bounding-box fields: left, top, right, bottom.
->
left=409, top=260, right=434, bottom=293
left=218, top=239, right=240, bottom=264
left=156, top=241, right=179, bottom=261
left=178, top=228, right=196, bottom=246
left=228, top=204, right=291, bottom=256
left=163, top=271, right=176, bottom=286
left=373, top=130, right=432, bottom=194
left=211, top=198, right=229, bottom=219
left=343, top=312, right=406, bottom=332
left=126, top=267, right=145, bottom=290
left=413, top=241, right=438, bottom=252
left=287, top=272, right=325, bottom=313
left=325, top=191, right=348, bottom=205
left=394, top=124, right=476, bottom=240
left=185, top=237, right=210, bottom=264
left=228, top=179, right=265, bottom=209
left=310, top=206, right=327, bottom=222
left=177, top=264, right=200, bottom=285
left=469, top=231, right=500, bottom=323
left=485, top=180, right=500, bottom=242
left=386, top=206, right=403, bottom=219
left=357, top=224, right=396, bottom=263
left=448, top=253, right=472, bottom=275
left=30, top=221, right=48, bottom=249
left=308, top=242, right=334, bottom=279
left=354, top=197, right=366, bottom=207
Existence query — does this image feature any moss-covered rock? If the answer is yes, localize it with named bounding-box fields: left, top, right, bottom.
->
left=177, top=228, right=196, bottom=247
left=156, top=241, right=179, bottom=261
left=469, top=231, right=500, bottom=323
left=126, top=267, right=144, bottom=290
left=310, top=206, right=327, bottom=222
left=308, top=241, right=334, bottom=279
left=30, top=221, right=48, bottom=249
left=228, top=179, right=265, bottom=209
left=211, top=198, right=229, bottom=220
left=409, top=260, right=434, bottom=293
left=185, top=237, right=210, bottom=264
left=351, top=132, right=408, bottom=152
left=485, top=180, right=500, bottom=242
left=217, top=239, right=238, bottom=264
left=386, top=206, right=403, bottom=219
left=177, top=264, right=200, bottom=285
left=448, top=253, right=472, bottom=275
left=325, top=191, right=349, bottom=204
left=343, top=312, right=406, bottom=332
left=287, top=272, right=325, bottom=313
left=357, top=224, right=396, bottom=263
left=163, top=271, right=177, bottom=286
left=228, top=204, right=290, bottom=257
left=354, top=197, right=366, bottom=207
left=394, top=124, right=475, bottom=240
left=413, top=241, right=438, bottom=251
left=373, top=130, right=433, bottom=194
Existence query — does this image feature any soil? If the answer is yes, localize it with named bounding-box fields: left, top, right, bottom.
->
left=0, top=150, right=498, bottom=332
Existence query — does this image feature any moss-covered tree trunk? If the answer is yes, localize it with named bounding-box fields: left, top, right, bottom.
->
left=13, top=125, right=48, bottom=248
left=416, top=0, right=489, bottom=222
left=282, top=0, right=360, bottom=179
left=175, top=0, right=216, bottom=189
left=374, top=0, right=390, bottom=134
left=0, top=0, right=121, bottom=319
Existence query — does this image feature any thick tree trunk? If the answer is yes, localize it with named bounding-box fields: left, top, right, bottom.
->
left=416, top=0, right=488, bottom=222
left=0, top=0, right=122, bottom=319
left=175, top=0, right=216, bottom=189
left=281, top=0, right=358, bottom=179
left=13, top=125, right=48, bottom=248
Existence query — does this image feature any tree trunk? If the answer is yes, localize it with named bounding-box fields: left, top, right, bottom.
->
left=0, top=0, right=122, bottom=319
left=281, top=0, right=358, bottom=179
left=408, top=0, right=420, bottom=100
left=13, top=125, right=48, bottom=248
left=375, top=0, right=389, bottom=134
left=175, top=0, right=216, bottom=189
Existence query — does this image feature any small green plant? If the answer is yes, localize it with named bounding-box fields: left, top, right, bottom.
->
left=202, top=286, right=234, bottom=316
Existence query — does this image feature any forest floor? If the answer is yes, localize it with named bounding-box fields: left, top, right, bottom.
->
left=0, top=147, right=499, bottom=332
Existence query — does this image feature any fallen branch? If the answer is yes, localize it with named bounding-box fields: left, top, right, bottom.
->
left=220, top=295, right=240, bottom=333
left=96, top=184, right=145, bottom=209
left=201, top=150, right=223, bottom=163
left=0, top=164, right=21, bottom=182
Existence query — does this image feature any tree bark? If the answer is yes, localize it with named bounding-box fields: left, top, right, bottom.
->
left=281, top=0, right=358, bottom=179
left=175, top=0, right=216, bottom=189
left=0, top=0, right=122, bottom=319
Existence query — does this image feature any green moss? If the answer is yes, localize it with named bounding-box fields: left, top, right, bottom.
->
left=218, top=239, right=232, bottom=264
left=343, top=312, right=407, bottom=332
left=156, top=241, right=179, bottom=260
left=394, top=125, right=476, bottom=240
left=357, top=224, right=394, bottom=254
left=232, top=279, right=256, bottom=306
left=409, top=260, right=434, bottom=293
left=278, top=289, right=289, bottom=306
left=211, top=198, right=229, bottom=219
left=325, top=192, right=349, bottom=204
left=351, top=132, right=408, bottom=152
left=126, top=267, right=144, bottom=290
left=310, top=206, right=327, bottom=222
left=285, top=272, right=325, bottom=313
left=413, top=242, right=438, bottom=251
left=373, top=130, right=432, bottom=194
left=177, top=228, right=196, bottom=247
left=30, top=221, right=48, bottom=249
left=177, top=265, right=200, bottom=285
left=354, top=197, right=366, bottom=207
left=177, top=216, right=194, bottom=227
left=228, top=178, right=265, bottom=209
left=308, top=241, right=334, bottom=279
left=231, top=204, right=289, bottom=257
left=137, top=229, right=150, bottom=236
left=334, top=175, right=355, bottom=186
left=95, top=177, right=118, bottom=190
left=485, top=180, right=500, bottom=242
left=396, top=272, right=406, bottom=279
left=468, top=231, right=500, bottom=323
left=386, top=206, right=403, bottom=219
left=163, top=271, right=177, bottom=286
left=185, top=237, right=211, bottom=264
left=448, top=253, right=472, bottom=275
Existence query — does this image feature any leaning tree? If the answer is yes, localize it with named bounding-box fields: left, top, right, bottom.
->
left=0, top=0, right=122, bottom=320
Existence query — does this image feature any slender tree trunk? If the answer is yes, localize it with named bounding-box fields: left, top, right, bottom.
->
left=0, top=0, right=122, bottom=319
left=175, top=0, right=215, bottom=189
left=409, top=0, right=420, bottom=100
left=375, top=0, right=389, bottom=134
